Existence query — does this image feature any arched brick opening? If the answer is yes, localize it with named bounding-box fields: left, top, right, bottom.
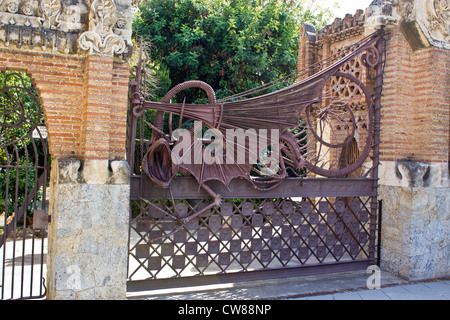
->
left=0, top=48, right=129, bottom=161
left=0, top=52, right=83, bottom=159
left=0, top=0, right=134, bottom=300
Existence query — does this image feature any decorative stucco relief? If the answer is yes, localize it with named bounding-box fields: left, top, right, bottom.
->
left=366, top=0, right=450, bottom=50
left=40, top=0, right=62, bottom=29
left=78, top=0, right=129, bottom=56
left=0, top=0, right=132, bottom=58
left=421, top=0, right=450, bottom=46
left=0, top=0, right=83, bottom=53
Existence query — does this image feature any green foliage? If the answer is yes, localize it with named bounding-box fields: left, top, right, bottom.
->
left=133, top=0, right=333, bottom=102
left=0, top=163, right=38, bottom=215
left=0, top=71, right=42, bottom=147
left=0, top=71, right=47, bottom=220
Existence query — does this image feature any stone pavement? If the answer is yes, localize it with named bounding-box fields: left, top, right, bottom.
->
left=292, top=279, right=450, bottom=300
left=127, top=269, right=450, bottom=300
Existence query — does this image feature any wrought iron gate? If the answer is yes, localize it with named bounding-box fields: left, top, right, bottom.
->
left=0, top=71, right=49, bottom=300
left=127, top=31, right=385, bottom=292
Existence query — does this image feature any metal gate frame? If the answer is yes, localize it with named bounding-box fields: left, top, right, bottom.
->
left=126, top=31, right=385, bottom=293
left=0, top=71, right=49, bottom=300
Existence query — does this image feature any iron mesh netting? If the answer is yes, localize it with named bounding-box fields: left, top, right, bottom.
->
left=128, top=196, right=373, bottom=281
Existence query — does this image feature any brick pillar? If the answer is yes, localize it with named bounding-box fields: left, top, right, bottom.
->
left=46, top=53, right=131, bottom=299
left=45, top=0, right=133, bottom=298
left=377, top=28, right=450, bottom=280
left=366, top=0, right=450, bottom=281
left=81, top=55, right=129, bottom=161
left=298, top=23, right=317, bottom=81
left=110, top=63, right=130, bottom=160
left=82, top=55, right=115, bottom=160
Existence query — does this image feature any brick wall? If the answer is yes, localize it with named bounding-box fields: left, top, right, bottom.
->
left=381, top=28, right=450, bottom=164
left=298, top=11, right=377, bottom=176
left=298, top=11, right=450, bottom=171
left=110, top=63, right=130, bottom=160
left=0, top=46, right=129, bottom=161
left=298, top=4, right=449, bottom=280
left=297, top=23, right=317, bottom=81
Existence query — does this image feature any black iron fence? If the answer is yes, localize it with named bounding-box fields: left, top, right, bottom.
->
left=0, top=71, right=49, bottom=300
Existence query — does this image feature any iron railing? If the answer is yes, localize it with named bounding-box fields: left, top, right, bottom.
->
left=0, top=72, right=49, bottom=300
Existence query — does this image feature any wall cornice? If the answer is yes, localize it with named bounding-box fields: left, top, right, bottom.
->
left=0, top=0, right=132, bottom=59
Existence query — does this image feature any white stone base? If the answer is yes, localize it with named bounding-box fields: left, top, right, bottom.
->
left=47, top=159, right=130, bottom=300
left=378, top=161, right=449, bottom=280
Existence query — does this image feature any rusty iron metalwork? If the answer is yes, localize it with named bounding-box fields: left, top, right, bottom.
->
left=127, top=30, right=385, bottom=290
left=0, top=72, right=49, bottom=300
left=128, top=196, right=374, bottom=289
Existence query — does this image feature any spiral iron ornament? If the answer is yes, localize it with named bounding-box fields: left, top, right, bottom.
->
left=0, top=72, right=42, bottom=148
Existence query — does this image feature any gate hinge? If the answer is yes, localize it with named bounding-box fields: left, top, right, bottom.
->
left=33, top=210, right=49, bottom=229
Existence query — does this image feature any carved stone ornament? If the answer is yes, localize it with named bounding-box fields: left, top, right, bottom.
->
left=366, top=0, right=450, bottom=49
left=0, top=0, right=130, bottom=58
left=0, top=1, right=80, bottom=53
left=21, top=3, right=35, bottom=16
left=7, top=1, right=19, bottom=14
left=78, top=0, right=126, bottom=56
left=365, top=0, right=398, bottom=35
left=419, top=0, right=450, bottom=48
left=39, top=0, right=62, bottom=29
left=415, top=0, right=450, bottom=49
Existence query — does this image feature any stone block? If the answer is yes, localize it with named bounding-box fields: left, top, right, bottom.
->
left=47, top=159, right=130, bottom=300
left=379, top=183, right=449, bottom=281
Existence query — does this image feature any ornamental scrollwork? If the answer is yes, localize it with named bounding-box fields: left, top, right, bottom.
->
left=39, top=0, right=62, bottom=30
left=414, top=0, right=450, bottom=49
left=426, top=0, right=450, bottom=37
left=78, top=0, right=126, bottom=56
left=0, top=72, right=42, bottom=148
left=0, top=0, right=131, bottom=58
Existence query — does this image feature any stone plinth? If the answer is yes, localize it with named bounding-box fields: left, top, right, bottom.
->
left=47, top=158, right=130, bottom=300
left=379, top=161, right=449, bottom=280
left=379, top=185, right=449, bottom=280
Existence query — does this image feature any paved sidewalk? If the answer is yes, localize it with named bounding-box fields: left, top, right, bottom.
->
left=292, top=279, right=450, bottom=300
left=127, top=269, right=450, bottom=300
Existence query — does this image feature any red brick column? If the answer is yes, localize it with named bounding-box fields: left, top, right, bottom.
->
left=381, top=28, right=450, bottom=165
left=81, top=54, right=129, bottom=161
left=110, top=63, right=130, bottom=160
left=377, top=26, right=450, bottom=280
left=82, top=55, right=114, bottom=160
